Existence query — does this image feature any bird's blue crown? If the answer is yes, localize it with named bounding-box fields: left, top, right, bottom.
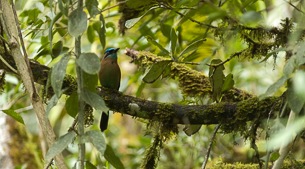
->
left=104, top=47, right=119, bottom=59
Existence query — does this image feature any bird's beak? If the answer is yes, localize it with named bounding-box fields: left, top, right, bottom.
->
left=115, top=48, right=120, bottom=52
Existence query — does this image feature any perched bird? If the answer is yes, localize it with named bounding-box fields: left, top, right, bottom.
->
left=98, top=47, right=121, bottom=132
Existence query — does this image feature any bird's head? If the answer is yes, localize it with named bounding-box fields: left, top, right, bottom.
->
left=104, top=47, right=120, bottom=59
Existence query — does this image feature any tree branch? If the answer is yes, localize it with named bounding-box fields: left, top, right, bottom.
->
left=0, top=48, right=282, bottom=131
left=98, top=87, right=281, bottom=126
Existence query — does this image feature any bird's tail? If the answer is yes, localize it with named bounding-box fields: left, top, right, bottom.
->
left=100, top=111, right=109, bottom=132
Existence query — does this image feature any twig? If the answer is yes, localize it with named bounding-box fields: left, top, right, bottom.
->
left=100, top=1, right=126, bottom=13
left=206, top=49, right=245, bottom=67
left=0, top=54, right=18, bottom=73
left=44, top=159, right=54, bottom=169
left=160, top=2, right=217, bottom=29
left=285, top=0, right=305, bottom=14
left=201, top=124, right=221, bottom=169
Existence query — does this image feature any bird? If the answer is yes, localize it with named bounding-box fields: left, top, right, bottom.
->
left=98, top=47, right=121, bottom=132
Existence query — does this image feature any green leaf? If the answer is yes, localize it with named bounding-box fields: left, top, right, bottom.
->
left=46, top=94, right=59, bottom=114
left=86, top=0, right=100, bottom=17
left=92, top=16, right=106, bottom=49
left=2, top=109, right=24, bottom=124
left=49, top=13, right=63, bottom=53
left=68, top=9, right=87, bottom=37
left=283, top=57, right=296, bottom=76
left=140, top=25, right=155, bottom=38
left=209, top=59, right=225, bottom=101
left=83, top=71, right=98, bottom=92
left=125, top=17, right=142, bottom=29
left=262, top=76, right=288, bottom=98
left=99, top=15, right=106, bottom=48
left=65, top=92, right=78, bottom=118
left=104, top=145, right=125, bottom=169
left=45, top=131, right=76, bottom=162
left=222, top=73, right=234, bottom=92
left=269, top=152, right=280, bottom=161
left=160, top=24, right=171, bottom=39
left=51, top=40, right=63, bottom=58
left=76, top=53, right=100, bottom=74
left=87, top=25, right=95, bottom=43
left=81, top=89, right=108, bottom=112
left=85, top=161, right=97, bottom=169
left=179, top=39, right=205, bottom=58
left=143, top=60, right=171, bottom=83
left=177, top=8, right=197, bottom=26
left=145, top=36, right=169, bottom=55
left=293, top=70, right=305, bottom=100
left=136, top=82, right=146, bottom=97
left=58, top=0, right=68, bottom=16
left=287, top=86, right=305, bottom=114
left=125, top=6, right=157, bottom=28
left=51, top=54, right=70, bottom=97
left=170, top=28, right=178, bottom=59
left=83, top=130, right=106, bottom=155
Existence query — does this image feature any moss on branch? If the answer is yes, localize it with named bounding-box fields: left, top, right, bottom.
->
left=125, top=48, right=253, bottom=101
left=1, top=49, right=282, bottom=133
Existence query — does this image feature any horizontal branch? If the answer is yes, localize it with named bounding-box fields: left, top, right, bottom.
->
left=98, top=87, right=281, bottom=125
left=0, top=49, right=281, bottom=128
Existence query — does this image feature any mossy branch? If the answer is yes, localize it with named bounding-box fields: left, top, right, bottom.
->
left=0, top=49, right=282, bottom=131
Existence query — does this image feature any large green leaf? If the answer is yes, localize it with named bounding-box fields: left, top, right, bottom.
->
left=222, top=73, right=234, bottom=92
left=58, top=0, right=68, bottom=16
left=170, top=28, right=178, bottom=60
left=83, top=130, right=106, bottom=155
left=83, top=71, right=98, bottom=92
left=51, top=54, right=70, bottom=97
left=179, top=39, right=205, bottom=59
left=143, top=60, right=171, bottom=83
left=45, top=131, right=77, bottom=162
left=76, top=53, right=100, bottom=74
left=209, top=59, right=225, bottom=101
left=145, top=36, right=169, bottom=55
left=125, top=7, right=157, bottom=29
left=287, top=86, right=305, bottom=114
left=81, top=89, right=108, bottom=112
left=49, top=13, right=63, bottom=54
left=261, top=76, right=288, bottom=98
left=68, top=9, right=87, bottom=37
left=46, top=94, right=59, bottom=114
left=65, top=92, right=78, bottom=118
left=293, top=70, right=305, bottom=100
left=87, top=25, right=95, bottom=43
left=104, top=145, right=125, bottom=169
left=99, top=15, right=106, bottom=48
left=86, top=0, right=100, bottom=17
left=51, top=40, right=63, bottom=58
left=2, top=109, right=24, bottom=124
